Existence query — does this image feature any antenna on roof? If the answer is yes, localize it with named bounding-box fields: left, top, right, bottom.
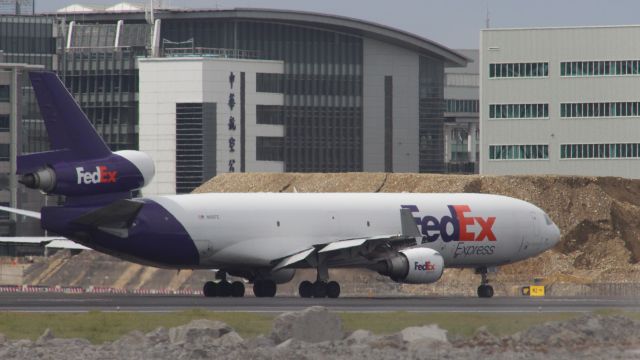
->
left=485, top=2, right=491, bottom=29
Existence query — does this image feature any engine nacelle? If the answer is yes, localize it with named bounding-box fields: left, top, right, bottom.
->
left=267, top=268, right=296, bottom=284
left=19, top=150, right=155, bottom=197
left=378, top=247, right=444, bottom=284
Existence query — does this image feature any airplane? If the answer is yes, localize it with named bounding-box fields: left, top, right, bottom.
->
left=0, top=71, right=561, bottom=299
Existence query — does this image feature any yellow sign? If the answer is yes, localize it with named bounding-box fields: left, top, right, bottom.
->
left=530, top=285, right=545, bottom=297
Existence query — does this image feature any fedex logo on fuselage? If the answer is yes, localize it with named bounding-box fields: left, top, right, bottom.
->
left=76, top=166, right=117, bottom=185
left=401, top=205, right=496, bottom=243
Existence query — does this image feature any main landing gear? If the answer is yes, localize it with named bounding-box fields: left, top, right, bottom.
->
left=476, top=267, right=494, bottom=298
left=298, top=263, right=341, bottom=298
left=202, top=272, right=245, bottom=297
left=252, top=280, right=277, bottom=297
left=298, top=280, right=340, bottom=298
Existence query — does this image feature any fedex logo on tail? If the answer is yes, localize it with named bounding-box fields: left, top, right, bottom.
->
left=401, top=205, right=496, bottom=243
left=76, top=166, right=117, bottom=185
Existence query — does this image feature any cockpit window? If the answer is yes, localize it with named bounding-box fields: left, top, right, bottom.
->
left=544, top=213, right=553, bottom=226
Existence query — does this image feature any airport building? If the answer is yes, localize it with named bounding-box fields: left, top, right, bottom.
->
left=138, top=56, right=286, bottom=194
left=49, top=6, right=467, bottom=194
left=481, top=26, right=640, bottom=178
left=0, top=15, right=57, bottom=235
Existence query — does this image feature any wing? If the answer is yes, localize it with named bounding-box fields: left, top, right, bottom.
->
left=273, top=208, right=421, bottom=271
left=0, top=236, right=91, bottom=251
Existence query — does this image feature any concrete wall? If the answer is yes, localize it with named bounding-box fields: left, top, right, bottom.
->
left=139, top=57, right=284, bottom=195
left=363, top=38, right=419, bottom=172
left=481, top=26, right=640, bottom=178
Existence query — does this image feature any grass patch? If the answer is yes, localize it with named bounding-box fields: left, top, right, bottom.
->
left=0, top=310, right=634, bottom=344
left=0, top=310, right=274, bottom=344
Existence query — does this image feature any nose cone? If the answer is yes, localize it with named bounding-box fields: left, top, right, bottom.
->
left=539, top=212, right=561, bottom=250
left=542, top=212, right=561, bottom=249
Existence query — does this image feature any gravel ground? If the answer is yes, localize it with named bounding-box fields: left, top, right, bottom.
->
left=2, top=307, right=640, bottom=360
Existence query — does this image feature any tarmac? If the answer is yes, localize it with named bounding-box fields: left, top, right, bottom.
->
left=0, top=293, right=639, bottom=313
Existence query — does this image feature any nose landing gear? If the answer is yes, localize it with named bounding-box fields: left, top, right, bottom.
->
left=476, top=267, right=494, bottom=298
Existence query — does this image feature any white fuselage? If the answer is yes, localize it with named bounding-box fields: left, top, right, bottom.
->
left=148, top=192, right=560, bottom=270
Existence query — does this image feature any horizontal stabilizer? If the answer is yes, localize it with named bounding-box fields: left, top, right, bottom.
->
left=17, top=149, right=74, bottom=175
left=71, top=199, right=143, bottom=228
left=0, top=205, right=41, bottom=219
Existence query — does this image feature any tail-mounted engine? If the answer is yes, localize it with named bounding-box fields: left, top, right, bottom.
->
left=376, top=247, right=444, bottom=284
left=19, top=150, right=155, bottom=197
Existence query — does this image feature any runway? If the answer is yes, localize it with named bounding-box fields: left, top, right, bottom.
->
left=0, top=293, right=639, bottom=313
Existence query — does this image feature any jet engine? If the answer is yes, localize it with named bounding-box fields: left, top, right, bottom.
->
left=377, top=247, right=444, bottom=284
left=19, top=150, right=155, bottom=197
left=267, top=268, right=296, bottom=284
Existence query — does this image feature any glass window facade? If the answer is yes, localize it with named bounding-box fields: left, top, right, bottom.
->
left=256, top=136, right=284, bottom=161
left=60, top=48, right=142, bottom=151
left=58, top=14, right=450, bottom=174
left=560, top=143, right=640, bottom=159
left=256, top=105, right=284, bottom=125
left=0, top=115, right=9, bottom=131
left=0, top=144, right=9, bottom=161
left=256, top=73, right=283, bottom=93
left=446, top=99, right=479, bottom=113
left=0, top=85, right=8, bottom=102
left=175, top=103, right=204, bottom=194
left=419, top=56, right=445, bottom=172
left=489, top=104, right=549, bottom=119
left=489, top=144, right=549, bottom=160
left=489, top=62, right=548, bottom=78
left=561, top=60, right=640, bottom=77
left=0, top=16, right=55, bottom=68
left=0, top=16, right=56, bottom=155
left=560, top=102, right=640, bottom=118
left=161, top=19, right=365, bottom=172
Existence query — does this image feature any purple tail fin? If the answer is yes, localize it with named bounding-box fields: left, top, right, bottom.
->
left=19, top=72, right=112, bottom=174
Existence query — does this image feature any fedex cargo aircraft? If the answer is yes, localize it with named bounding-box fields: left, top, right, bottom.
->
left=1, top=72, right=560, bottom=299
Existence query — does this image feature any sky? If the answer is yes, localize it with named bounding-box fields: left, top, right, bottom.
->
left=36, top=0, right=640, bottom=49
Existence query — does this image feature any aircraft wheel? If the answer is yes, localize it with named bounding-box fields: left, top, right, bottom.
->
left=253, top=280, right=277, bottom=297
left=203, top=281, right=217, bottom=297
left=326, top=281, right=340, bottom=298
left=263, top=280, right=277, bottom=297
left=477, top=285, right=494, bottom=298
left=253, top=281, right=264, bottom=297
left=312, top=281, right=327, bottom=298
left=231, top=281, right=245, bottom=297
left=218, top=281, right=232, bottom=297
left=299, top=281, right=313, bottom=298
